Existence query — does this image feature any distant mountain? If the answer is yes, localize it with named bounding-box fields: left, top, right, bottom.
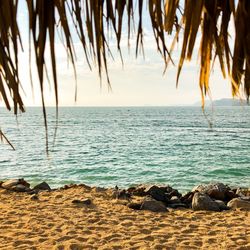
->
left=212, top=98, right=248, bottom=106
left=194, top=98, right=249, bottom=107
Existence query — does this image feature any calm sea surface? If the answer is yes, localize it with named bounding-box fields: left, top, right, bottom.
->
left=0, top=107, right=250, bottom=192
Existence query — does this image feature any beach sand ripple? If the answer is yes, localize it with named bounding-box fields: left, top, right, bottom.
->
left=0, top=186, right=249, bottom=250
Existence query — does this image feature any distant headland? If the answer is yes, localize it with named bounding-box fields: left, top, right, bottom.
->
left=194, top=98, right=249, bottom=106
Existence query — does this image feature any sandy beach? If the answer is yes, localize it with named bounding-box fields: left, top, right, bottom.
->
left=0, top=184, right=249, bottom=250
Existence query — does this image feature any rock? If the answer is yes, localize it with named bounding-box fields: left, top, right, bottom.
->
left=206, top=183, right=229, bottom=200
left=18, top=179, right=30, bottom=188
left=170, top=196, right=181, bottom=203
left=2, top=179, right=30, bottom=190
left=30, top=194, right=39, bottom=200
left=227, top=197, right=250, bottom=210
left=127, top=202, right=142, bottom=210
left=140, top=198, right=168, bottom=212
left=94, top=187, right=106, bottom=192
left=78, top=184, right=91, bottom=190
left=27, top=189, right=39, bottom=195
left=127, top=187, right=136, bottom=193
left=127, top=185, right=147, bottom=196
left=225, top=190, right=238, bottom=201
left=12, top=184, right=30, bottom=192
left=192, top=184, right=204, bottom=193
left=236, top=188, right=250, bottom=197
left=181, top=192, right=194, bottom=205
left=168, top=196, right=188, bottom=208
left=192, top=183, right=230, bottom=201
left=112, top=189, right=131, bottom=200
left=168, top=203, right=188, bottom=209
left=33, top=182, right=51, bottom=191
left=2, top=179, right=20, bottom=189
left=127, top=185, right=179, bottom=198
left=192, top=193, right=220, bottom=212
left=157, top=185, right=175, bottom=194
left=214, top=200, right=230, bottom=211
left=168, top=189, right=182, bottom=198
left=144, top=185, right=169, bottom=202
left=72, top=198, right=92, bottom=205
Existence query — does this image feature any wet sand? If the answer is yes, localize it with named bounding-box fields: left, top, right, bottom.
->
left=0, top=185, right=249, bottom=250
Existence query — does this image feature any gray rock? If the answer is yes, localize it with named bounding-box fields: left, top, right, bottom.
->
left=169, top=189, right=182, bottom=198
left=78, top=184, right=91, bottom=190
left=94, top=187, right=106, bottom=192
left=236, top=188, right=250, bottom=197
left=181, top=192, right=194, bottom=205
left=227, top=197, right=250, bottom=210
left=144, top=185, right=169, bottom=202
left=33, top=182, right=51, bottom=191
left=192, top=183, right=229, bottom=201
left=192, top=184, right=205, bottom=193
left=170, top=196, right=181, bottom=203
left=12, top=184, right=30, bottom=192
left=127, top=185, right=147, bottom=196
left=168, top=196, right=188, bottom=208
left=214, top=200, right=230, bottom=211
left=192, top=193, right=220, bottom=212
left=2, top=179, right=30, bottom=190
left=72, top=198, right=92, bottom=205
left=112, top=189, right=131, bottom=200
left=168, top=203, right=188, bottom=209
left=127, top=184, right=178, bottom=198
left=225, top=190, right=238, bottom=201
left=140, top=197, right=167, bottom=212
left=27, top=189, right=39, bottom=195
left=127, top=202, right=142, bottom=210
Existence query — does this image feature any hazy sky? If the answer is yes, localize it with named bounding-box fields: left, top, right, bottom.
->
left=6, top=2, right=235, bottom=107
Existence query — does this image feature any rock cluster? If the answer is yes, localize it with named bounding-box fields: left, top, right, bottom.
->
left=0, top=179, right=51, bottom=194
left=1, top=179, right=249, bottom=212
left=114, top=183, right=250, bottom=212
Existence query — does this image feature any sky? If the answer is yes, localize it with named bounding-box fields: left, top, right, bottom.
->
left=4, top=1, right=235, bottom=108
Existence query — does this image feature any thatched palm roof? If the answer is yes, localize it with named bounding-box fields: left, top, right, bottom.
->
left=0, top=0, right=249, bottom=149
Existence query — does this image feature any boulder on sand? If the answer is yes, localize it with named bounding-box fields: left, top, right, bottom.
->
left=168, top=196, right=188, bottom=209
left=127, top=202, right=142, bottom=210
left=140, top=197, right=168, bottom=212
left=192, top=192, right=220, bottom=212
left=181, top=192, right=194, bottom=206
left=227, top=197, right=250, bottom=210
left=214, top=200, right=229, bottom=211
left=192, top=183, right=230, bottom=201
left=144, top=185, right=169, bottom=202
left=127, top=184, right=181, bottom=200
left=33, top=182, right=51, bottom=191
left=236, top=188, right=250, bottom=197
left=112, top=188, right=131, bottom=200
left=1, top=179, right=30, bottom=192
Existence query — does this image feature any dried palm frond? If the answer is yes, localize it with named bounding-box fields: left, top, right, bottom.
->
left=0, top=129, right=15, bottom=150
left=0, top=0, right=249, bottom=151
left=232, top=0, right=250, bottom=101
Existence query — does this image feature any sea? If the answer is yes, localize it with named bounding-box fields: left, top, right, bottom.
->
left=0, top=106, right=250, bottom=192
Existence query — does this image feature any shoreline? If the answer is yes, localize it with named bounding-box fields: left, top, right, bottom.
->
left=0, top=179, right=249, bottom=249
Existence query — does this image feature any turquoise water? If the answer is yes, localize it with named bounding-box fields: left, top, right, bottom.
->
left=0, top=107, right=250, bottom=192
